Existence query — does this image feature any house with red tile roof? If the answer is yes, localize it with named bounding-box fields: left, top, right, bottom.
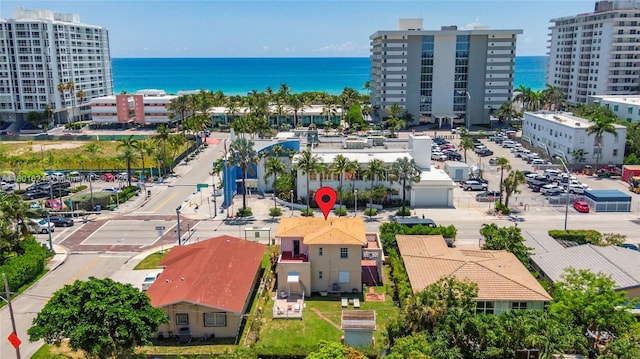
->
left=396, top=235, right=551, bottom=314
left=146, top=235, right=266, bottom=341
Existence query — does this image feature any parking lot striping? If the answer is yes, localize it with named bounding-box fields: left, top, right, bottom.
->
left=66, top=257, right=101, bottom=285
left=153, top=192, right=178, bottom=213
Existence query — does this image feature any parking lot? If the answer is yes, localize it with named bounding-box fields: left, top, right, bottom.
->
left=440, top=131, right=640, bottom=216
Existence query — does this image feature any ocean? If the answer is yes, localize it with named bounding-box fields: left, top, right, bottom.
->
left=112, top=56, right=547, bottom=95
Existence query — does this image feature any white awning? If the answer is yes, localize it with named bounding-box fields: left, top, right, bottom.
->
left=287, top=273, right=299, bottom=283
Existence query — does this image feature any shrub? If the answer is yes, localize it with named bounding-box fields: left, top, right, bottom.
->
left=300, top=208, right=314, bottom=217
left=333, top=207, right=347, bottom=216
left=548, top=229, right=603, bottom=245
left=494, top=201, right=511, bottom=215
left=269, top=207, right=282, bottom=217
left=364, top=207, right=378, bottom=216
left=396, top=207, right=411, bottom=216
left=0, top=238, right=50, bottom=291
left=14, top=189, right=26, bottom=195
left=236, top=207, right=253, bottom=217
left=71, top=185, right=88, bottom=193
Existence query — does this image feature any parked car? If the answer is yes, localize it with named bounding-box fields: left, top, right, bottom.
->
left=67, top=171, right=83, bottom=182
left=397, top=217, right=437, bottom=228
left=117, top=172, right=129, bottom=181
left=45, top=199, right=63, bottom=210
left=573, top=201, right=590, bottom=213
left=47, top=172, right=66, bottom=182
left=501, top=140, right=517, bottom=148
left=546, top=188, right=566, bottom=197
left=462, top=180, right=488, bottom=191
left=103, top=173, right=115, bottom=182
left=29, top=218, right=55, bottom=234
left=102, top=187, right=121, bottom=194
left=468, top=176, right=488, bottom=184
left=488, top=157, right=499, bottom=166
left=48, top=216, right=74, bottom=227
left=23, top=189, right=49, bottom=200
left=142, top=272, right=160, bottom=291
left=475, top=190, right=500, bottom=202
left=431, top=152, right=448, bottom=161
left=620, top=243, right=639, bottom=251
left=567, top=184, right=587, bottom=194
left=531, top=159, right=549, bottom=166
left=447, top=152, right=462, bottom=161
left=476, top=149, right=494, bottom=157
left=540, top=184, right=561, bottom=195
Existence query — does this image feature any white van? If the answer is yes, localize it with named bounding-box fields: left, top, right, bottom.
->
left=501, top=140, right=517, bottom=148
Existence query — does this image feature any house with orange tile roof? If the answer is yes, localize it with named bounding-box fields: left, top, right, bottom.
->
left=274, top=217, right=383, bottom=304
left=396, top=235, right=551, bottom=314
left=146, top=235, right=266, bottom=341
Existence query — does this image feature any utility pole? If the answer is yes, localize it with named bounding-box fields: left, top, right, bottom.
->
left=3, top=273, right=21, bottom=359
left=176, top=206, right=182, bottom=245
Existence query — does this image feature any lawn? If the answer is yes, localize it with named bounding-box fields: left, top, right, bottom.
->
left=133, top=251, right=168, bottom=270
left=254, top=284, right=398, bottom=357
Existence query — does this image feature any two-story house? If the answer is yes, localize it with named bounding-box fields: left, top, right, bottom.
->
left=275, top=217, right=370, bottom=299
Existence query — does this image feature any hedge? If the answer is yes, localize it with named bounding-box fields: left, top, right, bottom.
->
left=548, top=229, right=602, bottom=245
left=0, top=238, right=50, bottom=291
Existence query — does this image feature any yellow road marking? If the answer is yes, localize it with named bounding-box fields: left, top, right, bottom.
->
left=154, top=192, right=178, bottom=213
left=66, top=257, right=101, bottom=285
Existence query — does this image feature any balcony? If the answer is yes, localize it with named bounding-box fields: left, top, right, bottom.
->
left=279, top=251, right=308, bottom=263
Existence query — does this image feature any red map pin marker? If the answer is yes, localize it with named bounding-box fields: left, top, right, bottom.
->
left=315, top=187, right=337, bottom=220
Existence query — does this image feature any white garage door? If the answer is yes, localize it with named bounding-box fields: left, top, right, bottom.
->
left=413, top=188, right=450, bottom=207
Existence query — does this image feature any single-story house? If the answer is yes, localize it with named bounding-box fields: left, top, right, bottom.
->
left=146, top=235, right=266, bottom=341
left=341, top=310, right=376, bottom=348
left=530, top=244, right=640, bottom=299
left=396, top=235, right=552, bottom=314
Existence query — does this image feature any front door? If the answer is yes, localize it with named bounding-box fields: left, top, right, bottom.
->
left=293, top=240, right=300, bottom=257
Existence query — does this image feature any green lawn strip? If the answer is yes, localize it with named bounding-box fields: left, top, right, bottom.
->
left=133, top=251, right=168, bottom=270
left=0, top=268, right=49, bottom=309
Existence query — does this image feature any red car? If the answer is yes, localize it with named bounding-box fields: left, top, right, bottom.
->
left=573, top=201, right=590, bottom=213
left=45, top=199, right=62, bottom=210
left=103, top=173, right=115, bottom=182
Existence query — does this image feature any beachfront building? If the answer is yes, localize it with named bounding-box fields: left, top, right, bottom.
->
left=90, top=90, right=177, bottom=125
left=588, top=95, right=640, bottom=123
left=290, top=133, right=456, bottom=208
left=208, top=104, right=342, bottom=128
left=369, top=18, right=522, bottom=127
left=0, top=8, right=113, bottom=125
left=547, top=0, right=640, bottom=106
left=521, top=110, right=627, bottom=165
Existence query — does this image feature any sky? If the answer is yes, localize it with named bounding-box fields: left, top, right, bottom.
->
left=1, top=0, right=597, bottom=58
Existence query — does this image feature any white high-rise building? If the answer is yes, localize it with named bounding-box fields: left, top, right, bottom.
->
left=0, top=8, right=113, bottom=124
left=370, top=19, right=522, bottom=127
left=547, top=0, right=640, bottom=105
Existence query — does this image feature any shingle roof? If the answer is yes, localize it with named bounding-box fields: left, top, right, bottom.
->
left=396, top=235, right=552, bottom=301
left=275, top=217, right=367, bottom=245
left=341, top=310, right=376, bottom=330
left=530, top=244, right=640, bottom=289
left=146, top=235, right=266, bottom=313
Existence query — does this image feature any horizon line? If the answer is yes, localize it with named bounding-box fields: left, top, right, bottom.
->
left=112, top=55, right=549, bottom=60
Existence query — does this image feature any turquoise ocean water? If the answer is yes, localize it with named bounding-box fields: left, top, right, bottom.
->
left=112, top=56, right=547, bottom=95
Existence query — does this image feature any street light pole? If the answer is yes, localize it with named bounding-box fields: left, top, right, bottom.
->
left=465, top=91, right=471, bottom=130
left=3, top=273, right=21, bottom=359
left=46, top=210, right=53, bottom=251
left=176, top=206, right=182, bottom=245
left=558, top=158, right=570, bottom=230
left=354, top=189, right=358, bottom=217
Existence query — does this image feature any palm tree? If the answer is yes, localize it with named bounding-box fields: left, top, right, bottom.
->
left=65, top=82, right=75, bottom=121
left=541, top=84, right=565, bottom=111
left=84, top=142, right=101, bottom=210
left=363, top=158, right=386, bottom=214
left=315, top=162, right=329, bottom=187
left=294, top=150, right=320, bottom=210
left=227, top=138, right=257, bottom=211
left=331, top=154, right=358, bottom=209
left=264, top=157, right=285, bottom=210
left=117, top=135, right=137, bottom=187
left=496, top=157, right=511, bottom=204
left=0, top=193, right=32, bottom=261
left=459, top=137, right=475, bottom=163
left=75, top=89, right=86, bottom=121
left=514, top=84, right=532, bottom=111
left=390, top=157, right=421, bottom=215
left=133, top=139, right=155, bottom=182
left=587, top=117, right=618, bottom=171
left=569, top=149, right=587, bottom=172
left=502, top=170, right=526, bottom=207
left=384, top=116, right=406, bottom=138
left=57, top=82, right=69, bottom=123
left=153, top=125, right=171, bottom=177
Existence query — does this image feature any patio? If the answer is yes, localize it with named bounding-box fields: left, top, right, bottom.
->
left=272, top=292, right=305, bottom=319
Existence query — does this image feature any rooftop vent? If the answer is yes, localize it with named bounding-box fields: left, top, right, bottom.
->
left=575, top=122, right=581, bottom=127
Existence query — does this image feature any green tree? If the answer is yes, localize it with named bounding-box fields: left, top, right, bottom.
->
left=0, top=193, right=32, bottom=262
left=587, top=117, right=618, bottom=170
left=331, top=154, right=358, bottom=209
left=548, top=268, right=638, bottom=356
left=116, top=135, right=137, bottom=187
left=496, top=157, right=511, bottom=204
left=152, top=125, right=171, bottom=177
left=479, top=223, right=532, bottom=267
left=264, top=157, right=285, bottom=209
left=84, top=142, right=101, bottom=210
left=133, top=139, right=155, bottom=182
left=363, top=158, right=386, bottom=212
left=459, top=136, right=475, bottom=163
left=295, top=149, right=320, bottom=210
left=227, top=138, right=258, bottom=210
left=502, top=170, right=526, bottom=207
left=306, top=340, right=366, bottom=359
left=26, top=111, right=46, bottom=129
left=28, top=277, right=167, bottom=358
left=75, top=89, right=86, bottom=121
left=390, top=157, right=421, bottom=215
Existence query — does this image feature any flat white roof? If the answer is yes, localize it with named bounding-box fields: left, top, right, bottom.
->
left=525, top=111, right=626, bottom=130
left=590, top=95, right=640, bottom=106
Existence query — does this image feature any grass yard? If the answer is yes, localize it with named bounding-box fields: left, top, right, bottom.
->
left=254, top=285, right=398, bottom=357
left=133, top=250, right=169, bottom=270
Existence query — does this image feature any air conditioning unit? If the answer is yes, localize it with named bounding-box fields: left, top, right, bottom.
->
left=575, top=122, right=581, bottom=126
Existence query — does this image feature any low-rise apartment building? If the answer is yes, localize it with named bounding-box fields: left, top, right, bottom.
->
left=588, top=95, right=640, bottom=123
left=90, top=89, right=177, bottom=124
left=522, top=110, right=627, bottom=165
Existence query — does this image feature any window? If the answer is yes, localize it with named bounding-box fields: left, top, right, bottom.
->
left=511, top=302, right=527, bottom=310
left=340, top=248, right=348, bottom=259
left=203, top=312, right=226, bottom=327
left=319, top=247, right=323, bottom=256
left=476, top=301, right=495, bottom=314
left=319, top=271, right=323, bottom=279
left=176, top=313, right=189, bottom=325
left=613, top=149, right=618, bottom=156
left=338, top=271, right=350, bottom=283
